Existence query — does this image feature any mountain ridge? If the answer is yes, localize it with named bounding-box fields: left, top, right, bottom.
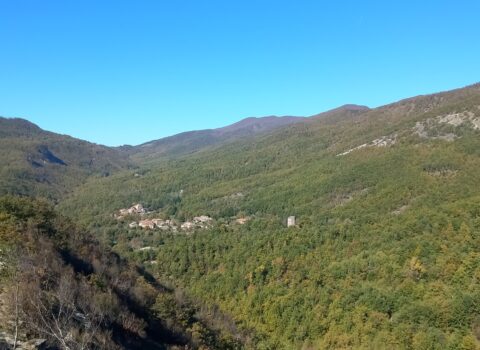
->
left=0, top=116, right=132, bottom=199
left=1, top=82, right=479, bottom=200
left=129, top=114, right=308, bottom=160
left=119, top=104, right=372, bottom=161
left=1, top=103, right=371, bottom=166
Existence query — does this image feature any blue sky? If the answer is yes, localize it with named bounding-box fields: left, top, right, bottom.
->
left=1, top=1, right=479, bottom=146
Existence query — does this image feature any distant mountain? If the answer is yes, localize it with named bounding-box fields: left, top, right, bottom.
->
left=127, top=115, right=308, bottom=161
left=310, top=104, right=370, bottom=122
left=216, top=115, right=305, bottom=134
left=0, top=117, right=45, bottom=137
left=0, top=106, right=371, bottom=198
left=0, top=117, right=132, bottom=199
left=126, top=106, right=371, bottom=161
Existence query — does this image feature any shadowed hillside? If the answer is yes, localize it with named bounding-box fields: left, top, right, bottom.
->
left=0, top=196, right=245, bottom=349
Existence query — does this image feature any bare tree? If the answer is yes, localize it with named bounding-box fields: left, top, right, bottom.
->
left=12, top=283, right=19, bottom=350
left=0, top=246, right=22, bottom=350
left=14, top=252, right=105, bottom=350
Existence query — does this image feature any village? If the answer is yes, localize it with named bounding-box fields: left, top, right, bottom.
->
left=114, top=203, right=216, bottom=231
left=114, top=203, right=297, bottom=233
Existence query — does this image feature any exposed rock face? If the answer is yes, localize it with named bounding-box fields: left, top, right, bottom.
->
left=438, top=111, right=479, bottom=128
left=337, top=134, right=397, bottom=156
left=338, top=109, right=480, bottom=157
left=413, top=111, right=480, bottom=142
left=414, top=120, right=453, bottom=140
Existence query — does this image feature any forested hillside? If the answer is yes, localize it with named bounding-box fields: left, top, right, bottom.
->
left=60, top=84, right=480, bottom=225
left=2, top=83, right=480, bottom=349
left=0, top=196, right=243, bottom=349
left=0, top=118, right=132, bottom=200
left=0, top=113, right=316, bottom=199
left=57, top=83, right=480, bottom=349
left=2, top=0, right=479, bottom=348
left=126, top=115, right=308, bottom=162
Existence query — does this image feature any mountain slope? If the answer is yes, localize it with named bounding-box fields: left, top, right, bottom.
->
left=127, top=106, right=371, bottom=161
left=58, top=83, right=480, bottom=349
left=310, top=103, right=370, bottom=121
left=0, top=107, right=368, bottom=198
left=126, top=115, right=308, bottom=161
left=0, top=117, right=132, bottom=199
left=0, top=196, right=244, bottom=349
left=59, top=84, right=480, bottom=223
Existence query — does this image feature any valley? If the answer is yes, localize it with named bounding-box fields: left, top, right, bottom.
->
left=1, top=83, right=480, bottom=349
left=3, top=1, right=480, bottom=348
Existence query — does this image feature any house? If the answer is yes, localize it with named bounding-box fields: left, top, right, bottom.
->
left=117, top=203, right=146, bottom=218
left=193, top=215, right=212, bottom=224
left=129, top=203, right=145, bottom=214
left=152, top=218, right=165, bottom=226
left=181, top=222, right=195, bottom=230
left=235, top=217, right=250, bottom=225
left=138, top=219, right=155, bottom=229
left=119, top=208, right=130, bottom=216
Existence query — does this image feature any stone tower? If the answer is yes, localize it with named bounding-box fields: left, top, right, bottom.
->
left=287, top=216, right=296, bottom=227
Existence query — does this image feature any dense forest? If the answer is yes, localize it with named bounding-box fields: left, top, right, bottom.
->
left=1, top=83, right=480, bottom=349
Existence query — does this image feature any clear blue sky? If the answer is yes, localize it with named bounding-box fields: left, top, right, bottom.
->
left=1, top=1, right=479, bottom=146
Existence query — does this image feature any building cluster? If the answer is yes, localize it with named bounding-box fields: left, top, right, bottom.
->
left=130, top=218, right=178, bottom=231
left=128, top=215, right=214, bottom=232
left=180, top=215, right=213, bottom=230
left=115, top=204, right=296, bottom=233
